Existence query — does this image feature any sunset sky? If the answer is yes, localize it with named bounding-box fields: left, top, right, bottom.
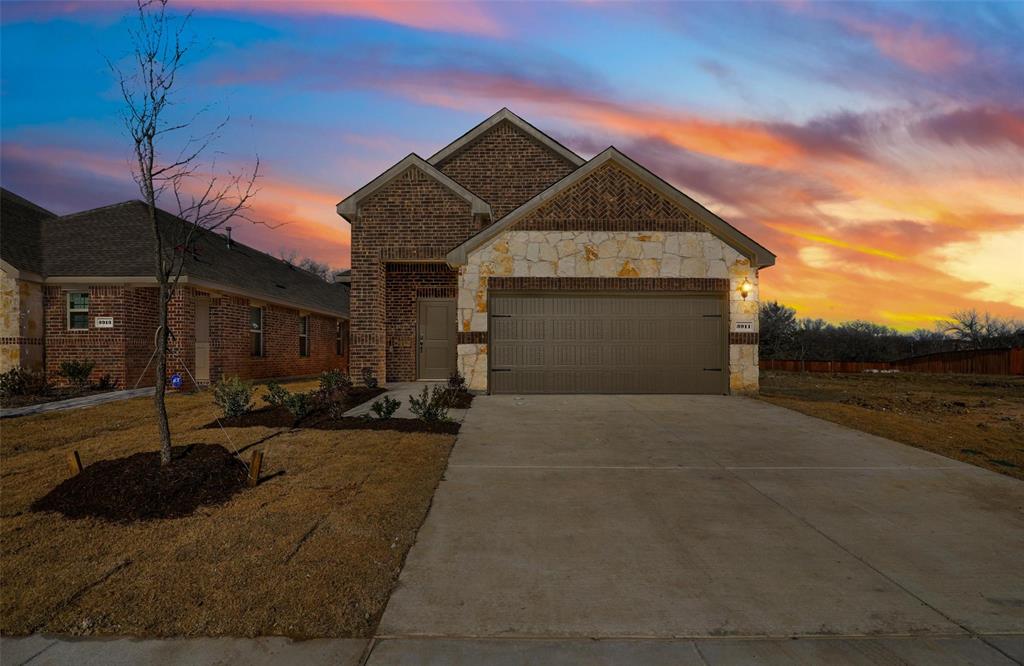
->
left=2, top=1, right=1022, bottom=330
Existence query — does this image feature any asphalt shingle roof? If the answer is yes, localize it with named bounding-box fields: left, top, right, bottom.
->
left=1, top=188, right=55, bottom=274
left=3, top=195, right=348, bottom=317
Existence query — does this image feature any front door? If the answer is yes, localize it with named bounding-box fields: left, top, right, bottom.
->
left=195, top=297, right=211, bottom=385
left=417, top=299, right=456, bottom=379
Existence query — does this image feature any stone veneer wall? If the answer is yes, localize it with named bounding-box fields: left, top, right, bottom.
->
left=456, top=230, right=760, bottom=394
left=0, top=269, right=44, bottom=372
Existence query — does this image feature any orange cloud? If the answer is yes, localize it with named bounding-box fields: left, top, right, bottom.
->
left=838, top=17, right=972, bottom=73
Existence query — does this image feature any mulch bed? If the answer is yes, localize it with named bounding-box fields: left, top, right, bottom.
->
left=1, top=387, right=117, bottom=410
left=31, top=444, right=248, bottom=523
left=445, top=391, right=474, bottom=409
left=206, top=387, right=386, bottom=429
left=312, top=417, right=461, bottom=434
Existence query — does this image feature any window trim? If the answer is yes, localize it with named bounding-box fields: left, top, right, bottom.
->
left=336, top=320, right=345, bottom=356
left=67, top=291, right=90, bottom=331
left=299, top=315, right=310, bottom=357
left=250, top=306, right=264, bottom=357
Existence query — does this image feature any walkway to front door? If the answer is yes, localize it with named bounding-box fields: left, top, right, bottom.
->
left=417, top=299, right=456, bottom=380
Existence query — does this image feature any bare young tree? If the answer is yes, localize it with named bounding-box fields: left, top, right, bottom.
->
left=278, top=249, right=335, bottom=282
left=110, top=0, right=260, bottom=465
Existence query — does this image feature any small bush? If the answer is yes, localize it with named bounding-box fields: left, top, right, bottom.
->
left=262, top=381, right=290, bottom=408
left=370, top=395, right=401, bottom=419
left=360, top=366, right=378, bottom=389
left=95, top=374, right=116, bottom=390
left=319, top=369, right=352, bottom=396
left=0, top=368, right=29, bottom=396
left=213, top=376, right=253, bottom=418
left=408, top=385, right=450, bottom=422
left=447, top=371, right=467, bottom=392
left=58, top=360, right=95, bottom=389
left=283, top=391, right=316, bottom=421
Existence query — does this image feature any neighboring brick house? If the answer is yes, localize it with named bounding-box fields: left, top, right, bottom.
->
left=338, top=108, right=775, bottom=395
left=1, top=189, right=349, bottom=388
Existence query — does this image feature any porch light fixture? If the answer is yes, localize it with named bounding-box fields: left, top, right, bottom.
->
left=739, top=278, right=753, bottom=300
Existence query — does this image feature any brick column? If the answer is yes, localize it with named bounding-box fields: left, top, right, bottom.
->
left=166, top=286, right=196, bottom=389
left=349, top=248, right=386, bottom=385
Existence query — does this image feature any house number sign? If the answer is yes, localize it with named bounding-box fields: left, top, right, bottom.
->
left=731, top=319, right=754, bottom=333
left=94, top=317, right=114, bottom=328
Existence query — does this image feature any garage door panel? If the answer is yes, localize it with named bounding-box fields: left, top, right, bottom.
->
left=490, top=293, right=725, bottom=394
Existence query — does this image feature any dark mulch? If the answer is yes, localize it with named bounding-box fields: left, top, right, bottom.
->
left=206, top=387, right=387, bottom=429
left=445, top=391, right=474, bottom=409
left=313, top=417, right=461, bottom=434
left=30, top=444, right=248, bottom=523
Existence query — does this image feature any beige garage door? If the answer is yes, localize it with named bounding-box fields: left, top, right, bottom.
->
left=489, top=293, right=726, bottom=394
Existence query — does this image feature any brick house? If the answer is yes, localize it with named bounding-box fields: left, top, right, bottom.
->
left=338, top=109, right=775, bottom=394
left=1, top=189, right=349, bottom=388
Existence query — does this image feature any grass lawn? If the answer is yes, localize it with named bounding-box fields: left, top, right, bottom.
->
left=759, top=371, right=1024, bottom=480
left=0, top=379, right=455, bottom=638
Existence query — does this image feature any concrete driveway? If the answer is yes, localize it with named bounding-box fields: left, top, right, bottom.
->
left=377, top=394, right=1024, bottom=661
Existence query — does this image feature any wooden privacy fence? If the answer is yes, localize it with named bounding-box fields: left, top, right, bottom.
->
left=762, top=348, right=1024, bottom=376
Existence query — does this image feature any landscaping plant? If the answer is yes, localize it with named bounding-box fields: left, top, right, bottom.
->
left=212, top=376, right=253, bottom=419
left=95, top=374, right=117, bottom=390
left=361, top=366, right=379, bottom=389
left=447, top=371, right=466, bottom=393
left=370, top=395, right=401, bottom=419
left=283, top=390, right=316, bottom=421
left=262, top=381, right=290, bottom=408
left=0, top=368, right=40, bottom=397
left=408, top=385, right=450, bottom=422
left=319, top=369, right=352, bottom=395
left=58, top=360, right=95, bottom=389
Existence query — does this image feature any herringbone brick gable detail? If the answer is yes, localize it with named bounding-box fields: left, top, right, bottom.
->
left=516, top=162, right=707, bottom=232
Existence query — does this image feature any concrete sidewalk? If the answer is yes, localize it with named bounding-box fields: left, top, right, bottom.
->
left=4, top=634, right=1021, bottom=665
left=0, top=387, right=155, bottom=419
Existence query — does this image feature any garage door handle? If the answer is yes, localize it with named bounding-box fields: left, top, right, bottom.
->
left=703, top=368, right=722, bottom=372
left=702, top=314, right=722, bottom=318
left=492, top=368, right=512, bottom=372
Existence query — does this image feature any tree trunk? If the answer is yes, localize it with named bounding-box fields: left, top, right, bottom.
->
left=155, top=279, right=173, bottom=465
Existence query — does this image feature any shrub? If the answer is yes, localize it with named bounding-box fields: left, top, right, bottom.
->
left=408, top=385, right=450, bottom=422
left=262, top=381, right=290, bottom=408
left=212, top=376, right=253, bottom=418
left=360, top=366, right=378, bottom=389
left=319, top=369, right=352, bottom=396
left=447, top=371, right=467, bottom=393
left=283, top=391, right=316, bottom=421
left=370, top=395, right=401, bottom=419
left=95, top=374, right=116, bottom=390
left=0, top=368, right=47, bottom=397
left=58, top=360, right=95, bottom=389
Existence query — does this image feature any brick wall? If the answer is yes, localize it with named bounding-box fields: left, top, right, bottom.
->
left=43, top=285, right=348, bottom=388
left=384, top=262, right=457, bottom=382
left=436, top=119, right=577, bottom=220
left=349, top=165, right=474, bottom=384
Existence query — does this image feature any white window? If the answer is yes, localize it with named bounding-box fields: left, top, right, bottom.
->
left=67, top=292, right=89, bottom=330
left=299, top=316, right=310, bottom=357
left=336, top=320, right=345, bottom=356
left=250, top=307, right=264, bottom=357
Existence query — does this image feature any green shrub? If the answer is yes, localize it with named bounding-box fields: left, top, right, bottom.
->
left=0, top=368, right=48, bottom=397
left=95, top=374, right=116, bottom=390
left=212, top=376, right=253, bottom=418
left=262, top=381, right=290, bottom=408
left=408, top=385, right=450, bottom=422
left=283, top=391, right=316, bottom=421
left=58, top=360, right=95, bottom=389
left=447, top=371, right=466, bottom=392
left=360, top=366, right=378, bottom=389
left=370, top=395, right=401, bottom=419
left=319, top=369, right=352, bottom=395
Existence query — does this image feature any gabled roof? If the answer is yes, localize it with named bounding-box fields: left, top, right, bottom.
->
left=1, top=188, right=56, bottom=275
left=446, top=147, right=777, bottom=269
left=428, top=107, right=585, bottom=168
left=10, top=200, right=347, bottom=317
left=336, top=153, right=491, bottom=223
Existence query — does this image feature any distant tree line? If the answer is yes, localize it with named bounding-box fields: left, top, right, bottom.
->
left=759, top=302, right=1024, bottom=362
left=278, top=249, right=339, bottom=282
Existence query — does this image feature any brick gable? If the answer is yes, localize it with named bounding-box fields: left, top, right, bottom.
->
left=515, top=162, right=707, bottom=232
left=437, top=120, right=577, bottom=220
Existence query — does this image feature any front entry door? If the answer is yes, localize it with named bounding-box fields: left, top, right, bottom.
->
left=417, top=299, right=456, bottom=379
left=195, top=297, right=211, bottom=385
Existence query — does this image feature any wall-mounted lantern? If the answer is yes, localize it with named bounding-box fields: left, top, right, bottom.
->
left=739, top=278, right=753, bottom=300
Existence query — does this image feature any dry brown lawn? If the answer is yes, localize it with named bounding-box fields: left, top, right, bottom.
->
left=759, top=371, right=1024, bottom=480
left=0, top=379, right=454, bottom=638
